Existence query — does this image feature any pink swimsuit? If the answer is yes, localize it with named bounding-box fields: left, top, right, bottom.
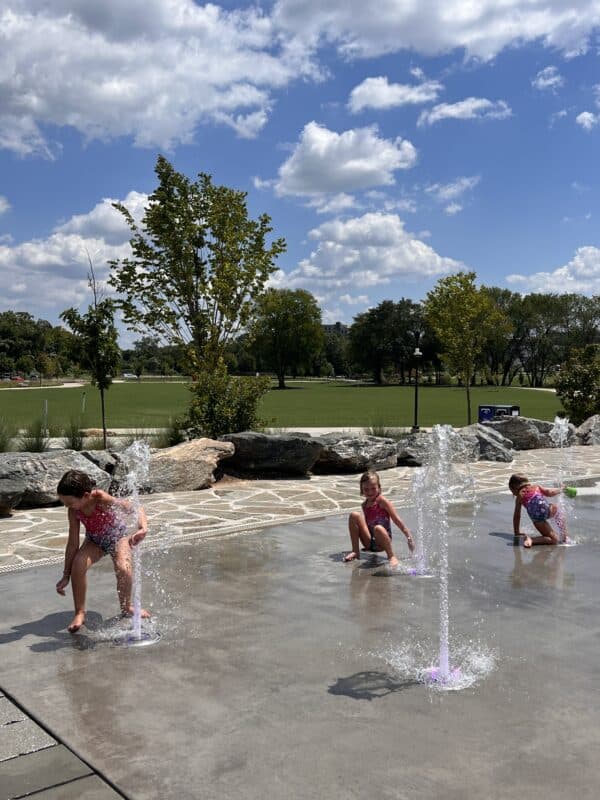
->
left=76, top=504, right=127, bottom=556
left=363, top=498, right=392, bottom=551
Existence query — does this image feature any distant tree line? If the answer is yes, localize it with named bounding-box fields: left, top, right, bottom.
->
left=2, top=287, right=599, bottom=392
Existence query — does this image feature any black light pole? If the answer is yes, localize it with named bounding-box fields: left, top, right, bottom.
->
left=411, top=341, right=422, bottom=433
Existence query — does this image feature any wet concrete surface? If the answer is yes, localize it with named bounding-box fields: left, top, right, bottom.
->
left=1, top=489, right=599, bottom=800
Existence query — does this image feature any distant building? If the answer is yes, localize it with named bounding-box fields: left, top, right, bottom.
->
left=323, top=322, right=349, bottom=336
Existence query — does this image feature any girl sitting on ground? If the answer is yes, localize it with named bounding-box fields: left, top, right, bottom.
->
left=344, top=470, right=414, bottom=568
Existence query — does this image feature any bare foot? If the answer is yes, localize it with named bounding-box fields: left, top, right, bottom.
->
left=122, top=607, right=152, bottom=619
left=523, top=536, right=533, bottom=548
left=343, top=552, right=359, bottom=562
left=68, top=611, right=86, bottom=633
left=389, top=555, right=399, bottom=568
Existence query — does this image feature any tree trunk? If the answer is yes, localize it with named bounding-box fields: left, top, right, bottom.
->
left=466, top=382, right=472, bottom=425
left=100, top=387, right=107, bottom=449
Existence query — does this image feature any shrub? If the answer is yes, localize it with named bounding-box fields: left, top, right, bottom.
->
left=19, top=418, right=50, bottom=452
left=184, top=359, right=270, bottom=439
left=154, top=417, right=186, bottom=449
left=0, top=416, right=15, bottom=452
left=62, top=418, right=84, bottom=451
left=555, top=345, right=600, bottom=426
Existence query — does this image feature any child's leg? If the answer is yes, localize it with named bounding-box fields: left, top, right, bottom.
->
left=112, top=537, right=150, bottom=617
left=68, top=540, right=104, bottom=632
left=549, top=504, right=569, bottom=543
left=372, top=525, right=399, bottom=568
left=523, top=520, right=559, bottom=548
left=345, top=511, right=371, bottom=561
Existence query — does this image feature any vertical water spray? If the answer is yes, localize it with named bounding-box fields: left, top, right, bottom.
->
left=421, top=425, right=477, bottom=686
left=114, top=440, right=160, bottom=647
left=550, top=416, right=574, bottom=543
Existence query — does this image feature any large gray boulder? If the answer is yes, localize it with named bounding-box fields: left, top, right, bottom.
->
left=397, top=429, right=481, bottom=466
left=313, top=434, right=398, bottom=473
left=577, top=415, right=600, bottom=445
left=0, top=479, right=24, bottom=515
left=396, top=432, right=434, bottom=467
left=0, top=451, right=110, bottom=508
left=140, top=439, right=234, bottom=493
left=483, top=416, right=576, bottom=450
left=219, top=431, right=323, bottom=475
left=459, top=424, right=515, bottom=462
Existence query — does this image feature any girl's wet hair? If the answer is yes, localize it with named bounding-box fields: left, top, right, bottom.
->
left=57, top=470, right=96, bottom=498
left=508, top=473, right=530, bottom=492
left=359, top=470, right=381, bottom=493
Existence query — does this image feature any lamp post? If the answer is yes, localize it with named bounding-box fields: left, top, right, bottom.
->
left=412, top=341, right=422, bottom=433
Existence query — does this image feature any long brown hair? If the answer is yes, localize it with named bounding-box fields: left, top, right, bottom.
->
left=57, top=470, right=96, bottom=498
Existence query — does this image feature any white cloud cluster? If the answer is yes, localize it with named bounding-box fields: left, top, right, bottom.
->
left=0, top=191, right=143, bottom=317
left=275, top=122, right=417, bottom=196
left=425, top=175, right=480, bottom=215
left=0, top=0, right=317, bottom=155
left=0, top=196, right=10, bottom=215
left=418, top=97, right=511, bottom=127
left=532, top=66, right=565, bottom=91
left=506, top=246, right=600, bottom=295
left=273, top=0, right=600, bottom=61
left=279, top=211, right=464, bottom=303
left=348, top=76, right=443, bottom=113
left=576, top=111, right=599, bottom=131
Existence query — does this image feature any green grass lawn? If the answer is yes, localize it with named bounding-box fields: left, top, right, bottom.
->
left=0, top=380, right=565, bottom=430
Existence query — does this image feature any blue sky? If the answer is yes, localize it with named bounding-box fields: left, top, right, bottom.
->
left=1, top=1, right=600, bottom=346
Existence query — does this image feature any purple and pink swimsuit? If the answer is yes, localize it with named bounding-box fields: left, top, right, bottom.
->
left=76, top=504, right=127, bottom=556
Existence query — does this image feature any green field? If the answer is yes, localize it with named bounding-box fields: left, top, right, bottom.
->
left=0, top=380, right=565, bottom=430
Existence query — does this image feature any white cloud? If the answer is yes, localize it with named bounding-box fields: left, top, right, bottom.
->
left=339, top=293, right=369, bottom=305
left=418, top=97, right=511, bottom=127
left=532, top=66, right=565, bottom=91
left=444, top=202, right=463, bottom=215
left=275, top=122, right=417, bottom=196
left=273, top=0, right=600, bottom=61
left=0, top=1, right=317, bottom=155
left=549, top=109, right=568, bottom=127
left=280, top=212, right=464, bottom=303
left=426, top=175, right=481, bottom=202
left=506, top=246, right=600, bottom=294
left=576, top=111, right=599, bottom=131
left=0, top=196, right=10, bottom=215
left=55, top=192, right=148, bottom=244
left=307, top=193, right=359, bottom=215
left=348, top=75, right=443, bottom=113
left=0, top=190, right=147, bottom=319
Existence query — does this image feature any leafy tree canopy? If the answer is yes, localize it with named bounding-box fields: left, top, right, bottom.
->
left=110, top=155, right=286, bottom=370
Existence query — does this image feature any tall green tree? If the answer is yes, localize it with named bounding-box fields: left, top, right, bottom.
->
left=109, top=155, right=286, bottom=370
left=555, top=344, right=600, bottom=425
left=250, top=289, right=324, bottom=389
left=61, top=260, right=120, bottom=448
left=349, top=299, right=421, bottom=384
left=424, top=271, right=509, bottom=424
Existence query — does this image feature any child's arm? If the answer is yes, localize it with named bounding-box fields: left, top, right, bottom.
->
left=93, top=489, right=147, bottom=545
left=129, top=504, right=148, bottom=547
left=56, top=510, right=81, bottom=595
left=513, top=496, right=523, bottom=536
left=540, top=485, right=561, bottom=498
left=380, top=496, right=414, bottom=552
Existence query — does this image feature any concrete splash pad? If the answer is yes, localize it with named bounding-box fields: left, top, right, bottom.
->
left=1, top=490, right=599, bottom=800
